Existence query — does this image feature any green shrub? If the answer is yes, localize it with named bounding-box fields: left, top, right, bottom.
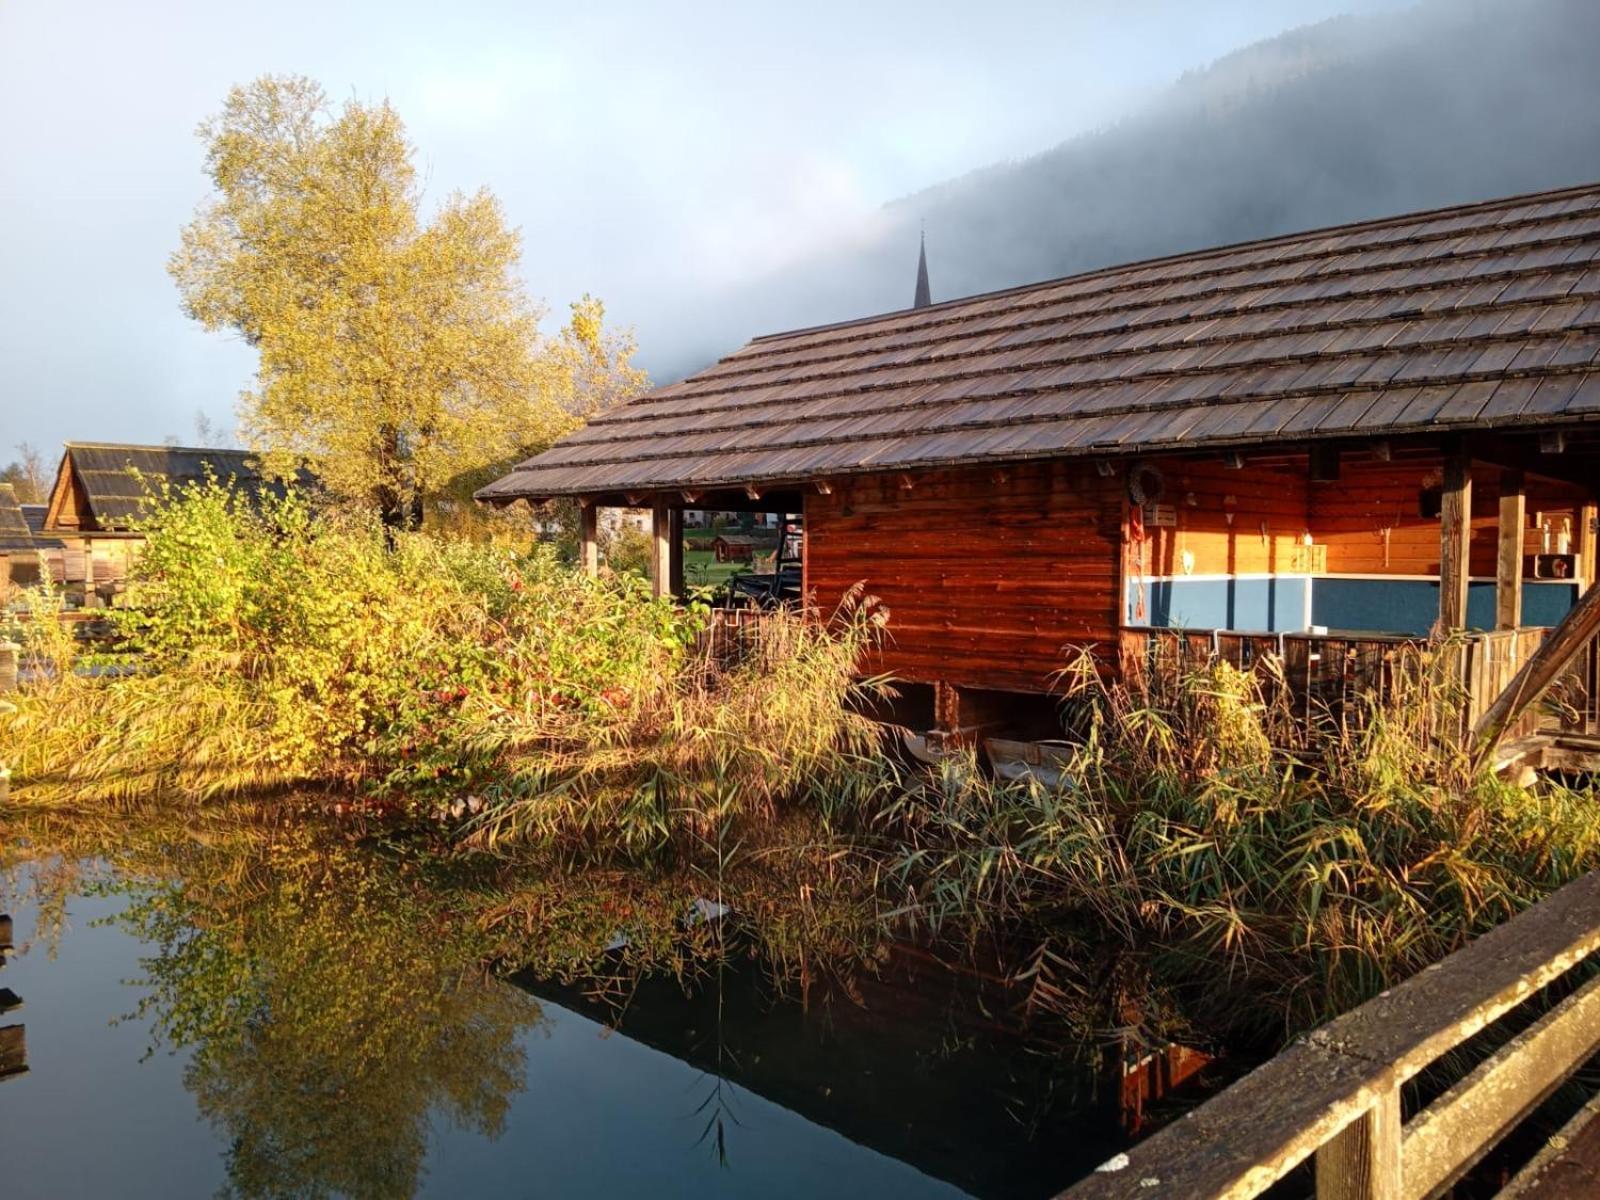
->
left=0, top=479, right=888, bottom=867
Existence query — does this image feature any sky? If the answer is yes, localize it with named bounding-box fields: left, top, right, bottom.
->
left=0, top=0, right=1412, bottom=458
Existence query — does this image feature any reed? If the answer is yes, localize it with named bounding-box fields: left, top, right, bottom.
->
left=873, top=647, right=1600, bottom=1047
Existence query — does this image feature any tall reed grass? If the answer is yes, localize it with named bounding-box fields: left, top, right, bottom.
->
left=874, top=648, right=1600, bottom=1046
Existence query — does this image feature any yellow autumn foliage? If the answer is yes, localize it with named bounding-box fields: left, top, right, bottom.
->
left=170, top=74, right=645, bottom=526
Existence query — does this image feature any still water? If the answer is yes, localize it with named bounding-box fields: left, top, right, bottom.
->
left=0, top=834, right=1120, bottom=1199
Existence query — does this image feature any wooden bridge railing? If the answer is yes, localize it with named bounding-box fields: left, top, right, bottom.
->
left=1061, top=868, right=1600, bottom=1200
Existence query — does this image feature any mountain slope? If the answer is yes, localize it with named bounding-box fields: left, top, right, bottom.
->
left=646, top=0, right=1600, bottom=379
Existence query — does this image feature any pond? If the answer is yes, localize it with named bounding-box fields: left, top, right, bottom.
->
left=0, top=816, right=1128, bottom=1199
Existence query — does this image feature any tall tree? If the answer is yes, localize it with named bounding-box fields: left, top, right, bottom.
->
left=0, top=443, right=46, bottom=504
left=171, top=75, right=643, bottom=527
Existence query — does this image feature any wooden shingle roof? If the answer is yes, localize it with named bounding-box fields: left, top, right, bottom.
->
left=0, top=484, right=33, bottom=552
left=480, top=181, right=1600, bottom=503
left=44, top=443, right=272, bottom=532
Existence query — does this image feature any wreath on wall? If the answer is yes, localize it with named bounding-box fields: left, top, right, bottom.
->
left=1127, top=461, right=1166, bottom=507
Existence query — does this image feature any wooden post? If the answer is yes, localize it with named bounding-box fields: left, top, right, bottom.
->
left=578, top=502, right=599, bottom=578
left=1438, top=451, right=1472, bottom=633
left=1315, top=1090, right=1402, bottom=1200
left=81, top=538, right=96, bottom=607
left=1581, top=501, right=1598, bottom=590
left=933, top=681, right=962, bottom=737
left=668, top=507, right=684, bottom=598
left=0, top=641, right=16, bottom=694
left=1496, top=469, right=1525, bottom=631
left=650, top=500, right=671, bottom=599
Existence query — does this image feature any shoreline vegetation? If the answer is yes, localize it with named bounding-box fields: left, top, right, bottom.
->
left=4, top=481, right=1600, bottom=1061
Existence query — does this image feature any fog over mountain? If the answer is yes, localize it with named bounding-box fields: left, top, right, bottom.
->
left=647, top=0, right=1600, bottom=380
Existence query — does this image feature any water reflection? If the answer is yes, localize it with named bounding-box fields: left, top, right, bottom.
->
left=0, top=811, right=1110, bottom=1198
left=114, top=837, right=543, bottom=1199
left=0, top=909, right=23, bottom=1083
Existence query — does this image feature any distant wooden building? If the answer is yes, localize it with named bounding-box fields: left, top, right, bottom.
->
left=0, top=484, right=37, bottom=599
left=40, top=443, right=278, bottom=604
left=481, top=183, right=1600, bottom=741
left=711, top=533, right=778, bottom=563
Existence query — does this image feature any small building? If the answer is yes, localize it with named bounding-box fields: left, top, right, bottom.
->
left=0, top=484, right=37, bottom=600
left=710, top=533, right=778, bottom=563
left=39, top=443, right=280, bottom=604
left=481, top=182, right=1600, bottom=742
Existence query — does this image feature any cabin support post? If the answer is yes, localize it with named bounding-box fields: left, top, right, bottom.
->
left=1315, top=1088, right=1401, bottom=1200
left=1581, top=501, right=1598, bottom=590
left=1438, top=450, right=1472, bottom=633
left=578, top=502, right=599, bottom=578
left=650, top=500, right=671, bottom=599
left=933, top=681, right=961, bottom=738
left=668, top=507, right=685, bottom=598
left=1496, top=469, right=1525, bottom=631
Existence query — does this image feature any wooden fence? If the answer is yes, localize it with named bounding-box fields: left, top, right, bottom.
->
left=1060, top=868, right=1600, bottom=1199
left=689, top=607, right=792, bottom=675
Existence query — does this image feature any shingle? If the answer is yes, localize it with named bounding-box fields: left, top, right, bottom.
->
left=477, top=181, right=1600, bottom=500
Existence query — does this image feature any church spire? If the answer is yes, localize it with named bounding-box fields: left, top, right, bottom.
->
left=913, top=226, right=932, bottom=309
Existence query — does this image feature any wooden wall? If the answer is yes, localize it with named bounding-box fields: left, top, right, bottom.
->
left=1137, top=460, right=1310, bottom=581
left=804, top=462, right=1121, bottom=692
left=801, top=449, right=1592, bottom=697
left=1310, top=456, right=1586, bottom=577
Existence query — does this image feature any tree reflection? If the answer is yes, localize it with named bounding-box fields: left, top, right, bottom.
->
left=111, top=827, right=545, bottom=1200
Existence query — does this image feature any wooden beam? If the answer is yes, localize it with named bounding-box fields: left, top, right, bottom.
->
left=1438, top=449, right=1472, bottom=633
left=1472, top=581, right=1600, bottom=765
left=649, top=500, right=671, bottom=599
left=1497, top=469, right=1525, bottom=631
left=668, top=507, right=684, bottom=598
left=578, top=502, right=599, bottom=578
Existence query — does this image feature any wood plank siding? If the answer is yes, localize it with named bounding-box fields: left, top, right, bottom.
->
left=805, top=462, right=1121, bottom=691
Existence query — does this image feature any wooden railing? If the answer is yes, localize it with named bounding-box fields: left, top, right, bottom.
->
left=1061, top=869, right=1600, bottom=1199
left=689, top=606, right=792, bottom=674
left=1119, top=627, right=1555, bottom=747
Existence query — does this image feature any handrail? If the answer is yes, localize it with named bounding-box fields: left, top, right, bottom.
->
left=1059, top=869, right=1600, bottom=1199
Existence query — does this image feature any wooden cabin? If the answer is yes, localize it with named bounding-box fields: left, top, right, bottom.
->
left=39, top=443, right=275, bottom=605
left=0, top=484, right=37, bottom=601
left=711, top=533, right=778, bottom=563
left=480, top=182, right=1600, bottom=750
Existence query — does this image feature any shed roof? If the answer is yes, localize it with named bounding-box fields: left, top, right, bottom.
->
left=480, top=181, right=1600, bottom=503
left=44, top=443, right=276, bottom=532
left=0, top=484, right=33, bottom=552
